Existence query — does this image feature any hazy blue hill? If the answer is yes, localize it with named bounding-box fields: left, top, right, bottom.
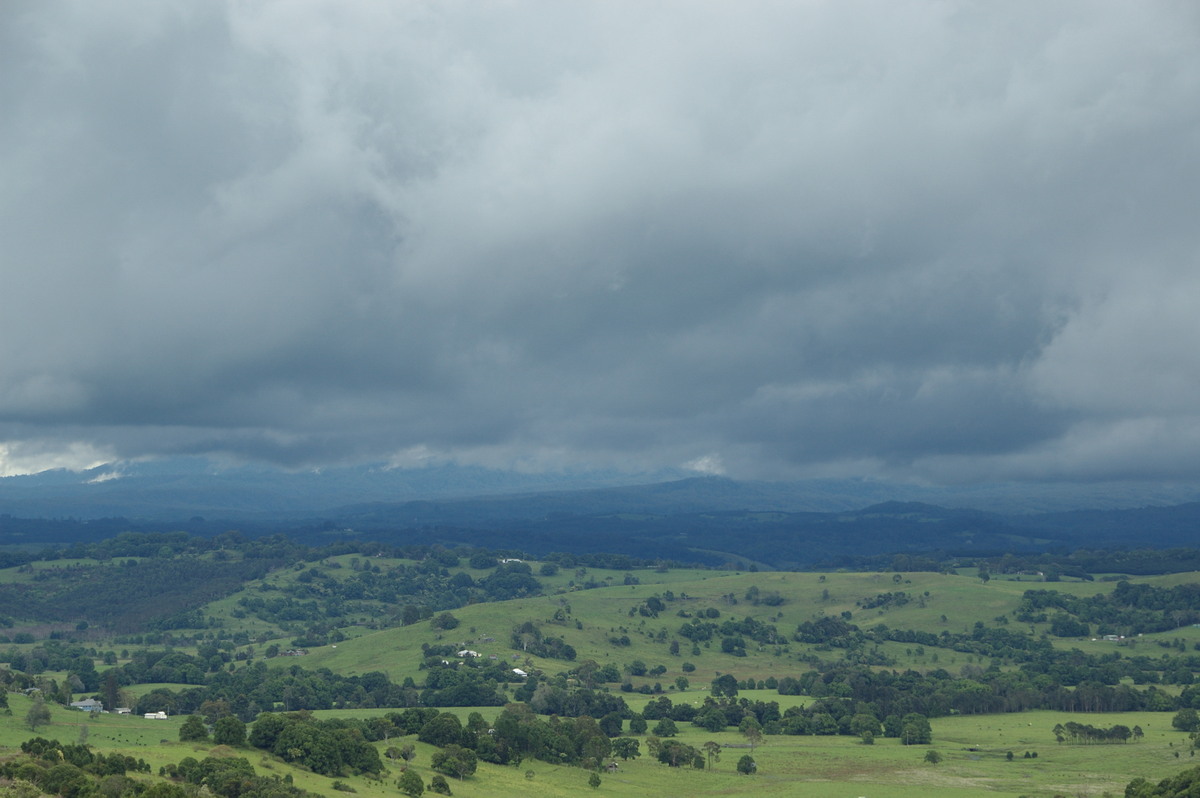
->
left=1008, top=501, right=1200, bottom=547
left=0, top=457, right=685, bottom=520
left=4, top=457, right=1200, bottom=521
left=5, top=458, right=1200, bottom=567
left=319, top=491, right=1042, bottom=568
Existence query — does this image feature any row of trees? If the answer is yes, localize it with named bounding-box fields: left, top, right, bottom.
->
left=1053, top=721, right=1141, bottom=744
left=1018, top=582, right=1200, bottom=636
left=406, top=703, right=761, bottom=783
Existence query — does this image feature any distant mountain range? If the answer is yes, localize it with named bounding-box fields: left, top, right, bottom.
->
left=0, top=458, right=686, bottom=520
left=3, top=458, right=1200, bottom=567
left=3, top=456, right=1200, bottom=519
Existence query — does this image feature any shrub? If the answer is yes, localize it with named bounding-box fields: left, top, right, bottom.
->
left=179, top=716, right=208, bottom=742
left=430, top=613, right=460, bottom=631
left=397, top=769, right=423, bottom=797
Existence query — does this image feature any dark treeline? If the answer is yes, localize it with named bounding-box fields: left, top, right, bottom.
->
left=1017, top=581, right=1200, bottom=637
left=244, top=712, right=383, bottom=776
left=799, top=607, right=1200, bottom=689
left=833, top=548, right=1200, bottom=578
left=1128, top=764, right=1200, bottom=797
left=236, top=559, right=542, bottom=633
left=129, top=661, right=421, bottom=719
left=123, top=652, right=636, bottom=722
left=2, top=736, right=312, bottom=798
left=411, top=703, right=616, bottom=770
left=119, top=651, right=558, bottom=718
left=777, top=662, right=1180, bottom=717
left=1053, top=721, right=1140, bottom=744
left=0, top=530, right=684, bottom=636
left=22, top=529, right=686, bottom=574
left=0, top=557, right=277, bottom=634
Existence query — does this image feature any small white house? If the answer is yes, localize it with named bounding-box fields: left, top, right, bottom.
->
left=144, top=711, right=169, bottom=720
left=512, top=668, right=528, bottom=677
left=457, top=649, right=479, bottom=658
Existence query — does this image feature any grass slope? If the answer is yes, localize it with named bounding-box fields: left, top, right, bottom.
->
left=3, top=691, right=1197, bottom=798
left=288, top=568, right=1179, bottom=683
left=3, top=560, right=1200, bottom=796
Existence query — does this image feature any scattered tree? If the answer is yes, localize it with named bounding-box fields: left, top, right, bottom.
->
left=431, top=745, right=477, bottom=780
left=900, top=713, right=932, bottom=745
left=179, top=715, right=209, bottom=742
left=1175, top=709, right=1200, bottom=733
left=612, top=738, right=640, bottom=761
left=398, top=744, right=417, bottom=765
left=653, top=718, right=678, bottom=738
left=430, top=613, right=460, bottom=631
left=397, top=769, right=424, bottom=797
left=711, top=674, right=738, bottom=698
left=740, top=717, right=764, bottom=752
left=26, top=697, right=51, bottom=732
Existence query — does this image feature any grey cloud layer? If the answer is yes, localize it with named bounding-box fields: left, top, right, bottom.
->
left=2, top=1, right=1199, bottom=481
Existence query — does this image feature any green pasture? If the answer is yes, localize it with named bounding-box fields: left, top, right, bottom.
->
left=11, top=701, right=1200, bottom=798
left=3, top=563, right=1200, bottom=797
left=175, top=566, right=1200, bottom=689
left=0, top=692, right=183, bottom=750
left=282, top=570, right=1049, bottom=684
left=282, top=699, right=1200, bottom=797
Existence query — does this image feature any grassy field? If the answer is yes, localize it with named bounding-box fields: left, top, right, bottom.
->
left=7, top=691, right=1196, bottom=798
left=2, top=559, right=1200, bottom=796
left=284, top=567, right=1181, bottom=686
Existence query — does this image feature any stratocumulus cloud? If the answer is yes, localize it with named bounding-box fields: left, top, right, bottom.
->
left=1, top=1, right=1198, bottom=482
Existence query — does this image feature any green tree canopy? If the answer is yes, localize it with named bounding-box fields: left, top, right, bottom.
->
left=179, top=715, right=209, bottom=742
left=213, top=716, right=246, bottom=746
left=397, top=768, right=424, bottom=797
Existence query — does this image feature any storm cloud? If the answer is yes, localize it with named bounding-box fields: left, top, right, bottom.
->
left=2, top=1, right=1199, bottom=483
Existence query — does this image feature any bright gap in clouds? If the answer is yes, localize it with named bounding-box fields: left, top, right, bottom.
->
left=0, top=442, right=114, bottom=478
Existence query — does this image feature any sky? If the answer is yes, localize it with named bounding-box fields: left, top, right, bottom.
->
left=2, top=1, right=1199, bottom=485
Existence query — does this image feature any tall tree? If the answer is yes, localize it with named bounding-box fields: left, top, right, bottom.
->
left=740, top=717, right=763, bottom=752
left=179, top=714, right=209, bottom=742
left=26, top=697, right=51, bottom=732
left=612, top=738, right=640, bottom=761
left=397, top=769, right=424, bottom=797
left=103, top=672, right=120, bottom=712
